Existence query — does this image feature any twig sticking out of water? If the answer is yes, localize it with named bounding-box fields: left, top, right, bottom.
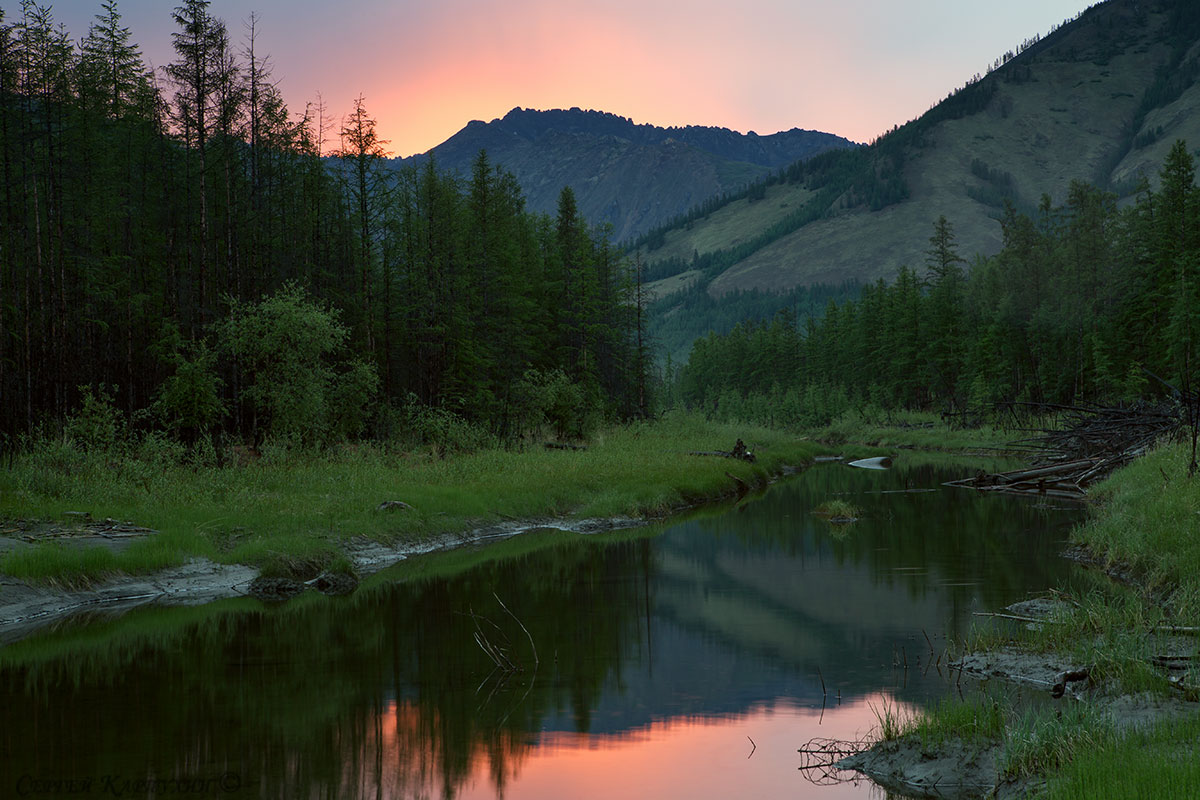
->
left=494, top=591, right=539, bottom=670
left=469, top=607, right=516, bottom=671
left=797, top=736, right=872, bottom=787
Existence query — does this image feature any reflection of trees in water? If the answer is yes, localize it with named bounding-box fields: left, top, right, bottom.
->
left=693, top=462, right=1078, bottom=606
left=648, top=462, right=1082, bottom=704
left=0, top=536, right=656, bottom=800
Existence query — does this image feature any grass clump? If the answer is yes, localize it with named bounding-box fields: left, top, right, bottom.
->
left=965, top=585, right=1180, bottom=697
left=813, top=498, right=861, bottom=522
left=869, top=697, right=913, bottom=742
left=904, top=697, right=1007, bottom=749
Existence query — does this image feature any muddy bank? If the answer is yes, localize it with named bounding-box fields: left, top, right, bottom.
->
left=834, top=595, right=1200, bottom=798
left=836, top=738, right=1031, bottom=800
left=0, top=515, right=645, bottom=646
left=836, top=689, right=1200, bottom=799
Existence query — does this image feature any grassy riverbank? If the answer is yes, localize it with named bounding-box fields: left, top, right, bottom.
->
left=879, top=440, right=1200, bottom=797
left=0, top=413, right=819, bottom=585
left=816, top=408, right=1020, bottom=452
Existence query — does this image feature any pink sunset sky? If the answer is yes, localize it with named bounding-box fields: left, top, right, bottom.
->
left=42, top=0, right=1094, bottom=157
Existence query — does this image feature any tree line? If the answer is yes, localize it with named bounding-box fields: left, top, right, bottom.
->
left=0, top=1, right=650, bottom=448
left=678, top=142, right=1200, bottom=426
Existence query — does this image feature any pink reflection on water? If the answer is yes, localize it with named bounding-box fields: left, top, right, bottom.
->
left=360, top=692, right=917, bottom=799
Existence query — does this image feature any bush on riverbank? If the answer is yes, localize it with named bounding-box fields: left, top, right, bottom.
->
left=0, top=413, right=820, bottom=585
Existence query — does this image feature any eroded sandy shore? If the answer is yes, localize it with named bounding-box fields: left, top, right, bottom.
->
left=0, top=515, right=645, bottom=646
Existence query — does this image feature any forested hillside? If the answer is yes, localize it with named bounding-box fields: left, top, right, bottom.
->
left=0, top=1, right=649, bottom=445
left=677, top=144, right=1200, bottom=424
left=642, top=0, right=1200, bottom=355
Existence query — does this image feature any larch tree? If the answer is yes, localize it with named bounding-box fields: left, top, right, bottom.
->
left=165, top=0, right=227, bottom=328
left=336, top=94, right=389, bottom=355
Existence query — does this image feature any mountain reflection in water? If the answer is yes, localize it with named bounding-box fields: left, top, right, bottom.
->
left=0, top=458, right=1081, bottom=799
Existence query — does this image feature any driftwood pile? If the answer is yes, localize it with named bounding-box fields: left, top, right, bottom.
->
left=947, top=402, right=1185, bottom=499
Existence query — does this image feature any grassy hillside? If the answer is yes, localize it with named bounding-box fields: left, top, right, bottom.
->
left=645, top=0, right=1200, bottom=301
left=639, top=180, right=815, bottom=271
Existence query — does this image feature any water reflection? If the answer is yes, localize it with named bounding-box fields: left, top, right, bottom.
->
left=0, top=457, right=1081, bottom=799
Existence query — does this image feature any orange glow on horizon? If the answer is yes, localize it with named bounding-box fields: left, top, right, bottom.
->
left=50, top=0, right=1095, bottom=159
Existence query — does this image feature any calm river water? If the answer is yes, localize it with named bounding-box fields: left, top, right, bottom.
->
left=1, top=456, right=1084, bottom=799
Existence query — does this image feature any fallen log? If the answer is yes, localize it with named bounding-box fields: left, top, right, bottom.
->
left=688, top=439, right=757, bottom=463
left=990, top=459, right=1098, bottom=483
left=945, top=474, right=1087, bottom=499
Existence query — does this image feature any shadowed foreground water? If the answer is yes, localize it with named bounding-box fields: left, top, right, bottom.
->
left=1, top=457, right=1084, bottom=799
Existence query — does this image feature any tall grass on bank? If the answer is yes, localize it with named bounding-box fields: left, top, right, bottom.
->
left=1001, top=703, right=1115, bottom=780
left=0, top=413, right=819, bottom=584
left=1072, top=441, right=1200, bottom=607
left=1038, top=715, right=1200, bottom=800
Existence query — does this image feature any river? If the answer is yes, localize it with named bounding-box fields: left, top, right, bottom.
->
left=0, top=455, right=1084, bottom=799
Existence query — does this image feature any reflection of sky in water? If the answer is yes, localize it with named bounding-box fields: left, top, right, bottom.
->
left=477, top=698, right=899, bottom=800
left=365, top=695, right=907, bottom=800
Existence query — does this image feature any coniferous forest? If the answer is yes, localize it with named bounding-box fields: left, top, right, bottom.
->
left=679, top=144, right=1200, bottom=426
left=0, top=1, right=650, bottom=448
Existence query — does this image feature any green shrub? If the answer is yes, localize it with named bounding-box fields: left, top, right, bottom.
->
left=153, top=340, right=225, bottom=439
left=65, top=385, right=124, bottom=452
left=219, top=284, right=378, bottom=446
left=510, top=369, right=600, bottom=442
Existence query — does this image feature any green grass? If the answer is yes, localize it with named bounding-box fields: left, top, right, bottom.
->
left=0, top=413, right=821, bottom=584
left=1038, top=715, right=1200, bottom=799
left=963, top=583, right=1181, bottom=697
left=1, top=544, right=124, bottom=589
left=817, top=409, right=1017, bottom=452
left=1001, top=703, right=1115, bottom=780
left=888, top=696, right=1120, bottom=783
left=901, top=696, right=1007, bottom=749
left=1071, top=441, right=1200, bottom=605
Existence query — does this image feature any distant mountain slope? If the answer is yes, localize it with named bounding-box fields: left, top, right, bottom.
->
left=640, top=0, right=1200, bottom=298
left=396, top=108, right=856, bottom=242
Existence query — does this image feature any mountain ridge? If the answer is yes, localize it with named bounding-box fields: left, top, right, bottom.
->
left=394, top=107, right=856, bottom=242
